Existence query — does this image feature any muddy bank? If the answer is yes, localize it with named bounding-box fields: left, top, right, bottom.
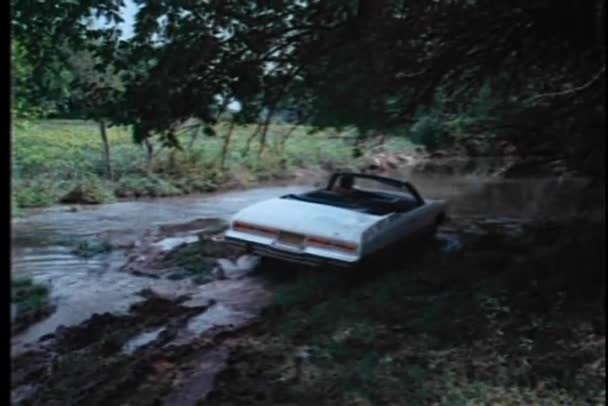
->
left=11, top=274, right=274, bottom=406
left=11, top=176, right=605, bottom=404
left=354, top=135, right=585, bottom=180
left=119, top=217, right=234, bottom=278
left=11, top=211, right=276, bottom=405
left=11, top=186, right=309, bottom=355
left=202, top=218, right=605, bottom=406
left=408, top=135, right=582, bottom=179
left=10, top=215, right=263, bottom=356
left=12, top=216, right=605, bottom=405
left=11, top=278, right=55, bottom=336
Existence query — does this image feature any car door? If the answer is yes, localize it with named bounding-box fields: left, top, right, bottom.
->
left=391, top=204, right=430, bottom=239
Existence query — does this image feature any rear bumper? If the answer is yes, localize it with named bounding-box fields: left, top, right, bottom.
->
left=219, top=236, right=355, bottom=268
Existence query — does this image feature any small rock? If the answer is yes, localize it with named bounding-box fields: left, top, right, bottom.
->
left=385, top=156, right=399, bottom=169
left=123, top=327, right=166, bottom=354
left=215, top=255, right=261, bottom=278
left=211, top=266, right=227, bottom=280
left=370, top=157, right=382, bottom=167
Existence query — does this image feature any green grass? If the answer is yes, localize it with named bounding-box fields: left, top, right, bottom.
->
left=71, top=238, right=113, bottom=258
left=161, top=232, right=240, bottom=284
left=217, top=220, right=605, bottom=405
left=12, top=119, right=380, bottom=208
left=12, top=277, right=50, bottom=320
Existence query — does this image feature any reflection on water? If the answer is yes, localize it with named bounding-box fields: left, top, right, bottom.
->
left=11, top=186, right=309, bottom=250
left=404, top=173, right=596, bottom=219
left=11, top=186, right=306, bottom=354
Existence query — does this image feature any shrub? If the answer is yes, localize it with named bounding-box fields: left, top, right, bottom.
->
left=171, top=175, right=219, bottom=194
left=408, top=83, right=501, bottom=151
left=14, top=179, right=61, bottom=207
left=409, top=114, right=452, bottom=151
left=115, top=175, right=181, bottom=198
left=71, top=238, right=113, bottom=258
left=12, top=277, right=50, bottom=316
left=59, top=176, right=115, bottom=204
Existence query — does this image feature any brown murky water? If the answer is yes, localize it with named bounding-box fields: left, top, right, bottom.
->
left=405, top=173, right=597, bottom=218
left=11, top=186, right=306, bottom=354
left=10, top=176, right=599, bottom=353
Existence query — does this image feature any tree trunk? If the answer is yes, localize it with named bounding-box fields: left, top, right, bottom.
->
left=257, top=107, right=275, bottom=158
left=220, top=120, right=236, bottom=171
left=98, top=119, right=113, bottom=180
left=279, top=121, right=300, bottom=154
left=143, top=138, right=154, bottom=174
left=169, top=148, right=176, bottom=172
left=241, top=123, right=262, bottom=157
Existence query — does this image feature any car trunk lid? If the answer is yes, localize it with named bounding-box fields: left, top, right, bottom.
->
left=231, top=197, right=384, bottom=242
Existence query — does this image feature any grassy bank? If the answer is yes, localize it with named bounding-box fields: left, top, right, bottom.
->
left=12, top=278, right=52, bottom=334
left=205, top=219, right=605, bottom=405
left=11, top=119, right=416, bottom=209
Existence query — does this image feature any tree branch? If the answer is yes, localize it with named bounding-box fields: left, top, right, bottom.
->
left=525, top=65, right=605, bottom=104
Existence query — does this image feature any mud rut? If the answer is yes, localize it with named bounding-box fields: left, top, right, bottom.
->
left=11, top=160, right=603, bottom=405
left=10, top=214, right=558, bottom=405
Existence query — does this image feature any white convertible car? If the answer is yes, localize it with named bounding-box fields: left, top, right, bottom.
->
left=223, top=172, right=447, bottom=267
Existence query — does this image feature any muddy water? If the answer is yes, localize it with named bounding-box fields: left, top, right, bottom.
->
left=11, top=186, right=309, bottom=249
left=11, top=176, right=598, bottom=354
left=11, top=186, right=306, bottom=354
left=399, top=172, right=597, bottom=219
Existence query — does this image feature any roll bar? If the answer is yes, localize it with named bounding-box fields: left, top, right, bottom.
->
left=326, top=172, right=425, bottom=206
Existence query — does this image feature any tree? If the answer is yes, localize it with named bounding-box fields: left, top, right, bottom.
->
left=64, top=42, right=126, bottom=179
left=12, top=0, right=605, bottom=178
left=11, top=0, right=124, bottom=117
left=11, top=40, right=36, bottom=120
left=111, top=1, right=602, bottom=176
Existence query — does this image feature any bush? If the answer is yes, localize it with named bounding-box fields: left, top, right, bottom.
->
left=71, top=238, right=113, bottom=258
left=14, top=179, right=61, bottom=207
left=12, top=277, right=50, bottom=316
left=115, top=175, right=181, bottom=198
left=408, top=83, right=500, bottom=151
left=409, top=114, right=452, bottom=151
left=11, top=119, right=371, bottom=210
left=171, top=175, right=219, bottom=194
left=59, top=176, right=115, bottom=204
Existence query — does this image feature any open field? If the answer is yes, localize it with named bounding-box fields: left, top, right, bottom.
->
left=11, top=120, right=416, bottom=209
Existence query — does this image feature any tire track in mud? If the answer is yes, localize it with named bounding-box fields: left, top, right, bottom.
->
left=11, top=214, right=459, bottom=405
left=11, top=214, right=537, bottom=405
left=11, top=217, right=276, bottom=406
left=11, top=277, right=276, bottom=406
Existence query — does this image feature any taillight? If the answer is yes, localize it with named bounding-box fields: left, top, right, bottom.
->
left=306, top=236, right=358, bottom=253
left=232, top=221, right=278, bottom=237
